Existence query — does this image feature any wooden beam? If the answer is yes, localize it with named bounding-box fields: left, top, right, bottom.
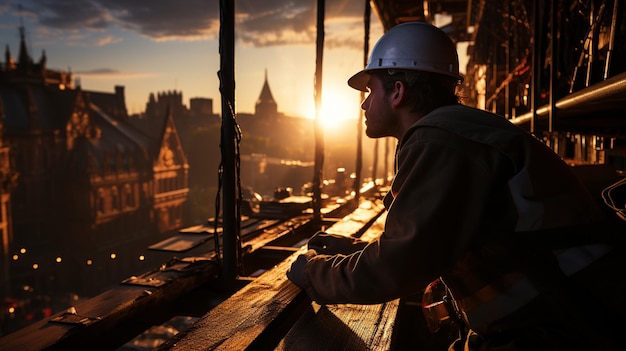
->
left=276, top=300, right=399, bottom=350
left=0, top=258, right=220, bottom=351
left=155, top=250, right=310, bottom=351
left=156, top=200, right=393, bottom=351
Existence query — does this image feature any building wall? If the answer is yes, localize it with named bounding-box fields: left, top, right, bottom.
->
left=0, top=45, right=190, bottom=298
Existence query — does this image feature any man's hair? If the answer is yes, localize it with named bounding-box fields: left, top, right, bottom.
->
left=373, top=69, right=460, bottom=115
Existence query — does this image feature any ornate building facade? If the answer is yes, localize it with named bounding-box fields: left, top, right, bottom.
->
left=0, top=27, right=189, bottom=297
left=0, top=97, right=16, bottom=298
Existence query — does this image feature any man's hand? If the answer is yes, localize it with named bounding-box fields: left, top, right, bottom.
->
left=287, top=249, right=317, bottom=289
left=307, top=232, right=367, bottom=255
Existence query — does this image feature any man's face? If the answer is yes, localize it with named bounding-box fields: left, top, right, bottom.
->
left=361, top=74, right=398, bottom=139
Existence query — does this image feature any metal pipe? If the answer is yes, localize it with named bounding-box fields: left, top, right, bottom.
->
left=312, top=0, right=325, bottom=221
left=510, top=71, right=626, bottom=125
left=604, top=0, right=620, bottom=79
left=585, top=1, right=603, bottom=88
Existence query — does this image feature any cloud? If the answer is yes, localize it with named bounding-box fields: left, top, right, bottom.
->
left=75, top=68, right=119, bottom=74
left=12, top=0, right=369, bottom=48
left=101, top=0, right=219, bottom=40
left=236, top=0, right=367, bottom=47
left=74, top=68, right=153, bottom=79
left=20, top=0, right=110, bottom=30
left=97, top=35, right=122, bottom=46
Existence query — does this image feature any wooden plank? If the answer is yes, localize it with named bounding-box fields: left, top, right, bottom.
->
left=276, top=300, right=399, bottom=351
left=148, top=233, right=213, bottom=252
left=155, top=249, right=309, bottom=351
left=259, top=196, right=313, bottom=218
left=359, top=209, right=387, bottom=242
left=149, top=218, right=281, bottom=252
left=0, top=286, right=148, bottom=351
left=276, top=207, right=394, bottom=350
left=324, top=199, right=385, bottom=238
left=180, top=223, right=223, bottom=234
left=181, top=217, right=260, bottom=234
left=0, top=200, right=368, bottom=351
left=0, top=257, right=219, bottom=351
left=241, top=215, right=313, bottom=253
left=156, top=201, right=396, bottom=351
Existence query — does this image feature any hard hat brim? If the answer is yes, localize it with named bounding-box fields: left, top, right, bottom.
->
left=347, top=70, right=370, bottom=92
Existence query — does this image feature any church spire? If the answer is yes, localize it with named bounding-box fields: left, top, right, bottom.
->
left=17, top=6, right=33, bottom=70
left=5, top=45, right=12, bottom=69
left=255, top=69, right=278, bottom=117
left=17, top=26, right=32, bottom=69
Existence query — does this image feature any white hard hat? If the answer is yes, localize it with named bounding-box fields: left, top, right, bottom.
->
left=348, top=21, right=462, bottom=91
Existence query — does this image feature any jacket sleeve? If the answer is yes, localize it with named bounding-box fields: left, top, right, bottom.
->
left=301, top=128, right=500, bottom=304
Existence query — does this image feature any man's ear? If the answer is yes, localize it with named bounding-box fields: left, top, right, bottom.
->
left=390, top=80, right=406, bottom=108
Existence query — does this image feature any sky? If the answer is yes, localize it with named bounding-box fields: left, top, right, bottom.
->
left=0, top=0, right=385, bottom=122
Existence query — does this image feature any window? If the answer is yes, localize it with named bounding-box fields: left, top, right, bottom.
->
left=124, top=184, right=135, bottom=208
left=111, top=187, right=119, bottom=211
left=97, top=189, right=105, bottom=214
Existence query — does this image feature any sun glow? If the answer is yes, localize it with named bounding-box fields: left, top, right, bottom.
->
left=305, top=86, right=362, bottom=132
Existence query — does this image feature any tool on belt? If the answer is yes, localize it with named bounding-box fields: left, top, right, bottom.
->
left=421, top=277, right=464, bottom=333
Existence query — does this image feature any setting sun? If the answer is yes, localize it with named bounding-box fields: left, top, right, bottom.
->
left=304, top=86, right=362, bottom=131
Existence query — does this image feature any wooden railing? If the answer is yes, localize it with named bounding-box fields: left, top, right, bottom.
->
left=0, top=198, right=415, bottom=351
left=155, top=200, right=403, bottom=351
left=0, top=210, right=321, bottom=350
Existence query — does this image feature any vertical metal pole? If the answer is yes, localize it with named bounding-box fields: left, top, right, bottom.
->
left=504, top=1, right=510, bottom=119
left=548, top=0, right=557, bottom=133
left=312, top=0, right=325, bottom=222
left=219, top=0, right=239, bottom=281
left=604, top=0, right=620, bottom=79
left=585, top=1, right=596, bottom=88
left=354, top=0, right=370, bottom=200
left=530, top=0, right=541, bottom=134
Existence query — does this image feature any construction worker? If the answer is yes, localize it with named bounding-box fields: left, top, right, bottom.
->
left=287, top=22, right=625, bottom=350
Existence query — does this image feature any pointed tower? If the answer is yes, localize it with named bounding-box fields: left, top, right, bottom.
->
left=255, top=69, right=278, bottom=118
left=5, top=45, right=13, bottom=69
left=17, top=25, right=33, bottom=73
